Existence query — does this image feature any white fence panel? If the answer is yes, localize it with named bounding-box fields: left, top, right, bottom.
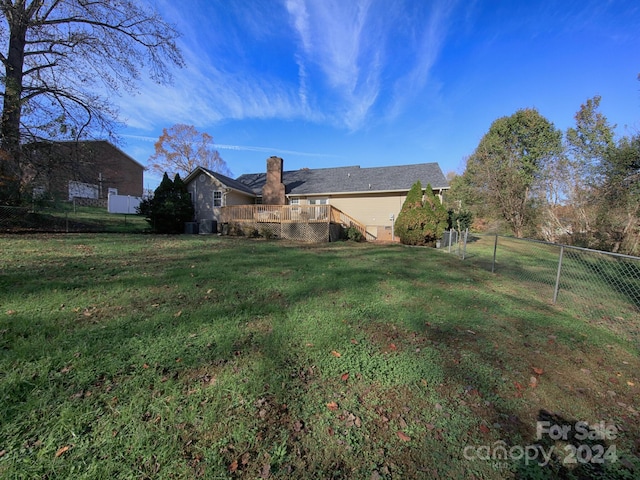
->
left=108, top=194, right=142, bottom=214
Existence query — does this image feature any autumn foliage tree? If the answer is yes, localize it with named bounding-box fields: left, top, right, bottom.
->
left=149, top=124, right=232, bottom=179
left=394, top=181, right=448, bottom=246
left=0, top=0, right=184, bottom=205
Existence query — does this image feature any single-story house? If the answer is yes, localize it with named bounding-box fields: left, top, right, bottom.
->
left=22, top=140, right=144, bottom=202
left=184, top=156, right=449, bottom=242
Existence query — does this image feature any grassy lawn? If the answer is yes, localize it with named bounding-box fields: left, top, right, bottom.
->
left=1, top=205, right=148, bottom=233
left=1, top=234, right=639, bottom=479
left=462, top=235, right=640, bottom=349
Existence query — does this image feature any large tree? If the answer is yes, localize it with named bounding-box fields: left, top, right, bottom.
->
left=561, top=96, right=617, bottom=245
left=0, top=0, right=184, bottom=205
left=149, top=124, right=232, bottom=179
left=595, top=134, right=640, bottom=254
left=463, top=108, right=562, bottom=237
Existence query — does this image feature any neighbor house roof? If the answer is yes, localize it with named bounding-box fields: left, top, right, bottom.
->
left=236, top=163, right=449, bottom=196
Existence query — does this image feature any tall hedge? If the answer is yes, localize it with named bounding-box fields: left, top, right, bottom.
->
left=395, top=181, right=448, bottom=246
left=138, top=173, right=195, bottom=233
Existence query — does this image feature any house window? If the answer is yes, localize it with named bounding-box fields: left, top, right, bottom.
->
left=213, top=191, right=222, bottom=207
left=290, top=198, right=300, bottom=205
left=308, top=198, right=328, bottom=205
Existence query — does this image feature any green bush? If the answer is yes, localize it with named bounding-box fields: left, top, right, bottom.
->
left=137, top=173, right=195, bottom=233
left=259, top=225, right=276, bottom=239
left=394, top=181, right=448, bottom=246
left=345, top=226, right=363, bottom=242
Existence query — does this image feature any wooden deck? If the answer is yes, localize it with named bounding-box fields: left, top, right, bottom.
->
left=220, top=205, right=375, bottom=242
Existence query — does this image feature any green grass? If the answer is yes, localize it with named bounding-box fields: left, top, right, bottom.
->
left=1, top=234, right=639, bottom=479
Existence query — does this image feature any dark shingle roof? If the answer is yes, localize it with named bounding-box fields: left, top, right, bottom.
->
left=236, top=163, right=448, bottom=196
left=184, top=166, right=257, bottom=195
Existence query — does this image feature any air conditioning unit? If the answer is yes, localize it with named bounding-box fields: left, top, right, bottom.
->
left=184, top=222, right=199, bottom=234
left=199, top=219, right=217, bottom=234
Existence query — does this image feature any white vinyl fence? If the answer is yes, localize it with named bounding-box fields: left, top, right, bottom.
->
left=108, top=194, right=142, bottom=214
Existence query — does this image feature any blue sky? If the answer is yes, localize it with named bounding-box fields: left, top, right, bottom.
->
left=115, top=0, right=640, bottom=190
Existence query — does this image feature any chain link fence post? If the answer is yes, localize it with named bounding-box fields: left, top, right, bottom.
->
left=553, top=245, right=564, bottom=304
left=491, top=233, right=498, bottom=273
left=462, top=228, right=468, bottom=260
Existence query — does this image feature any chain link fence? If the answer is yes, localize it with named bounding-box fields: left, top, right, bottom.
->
left=0, top=201, right=147, bottom=233
left=441, top=231, right=640, bottom=346
left=0, top=206, right=29, bottom=223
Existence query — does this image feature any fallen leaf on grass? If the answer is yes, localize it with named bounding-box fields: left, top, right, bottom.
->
left=389, top=343, right=397, bottom=351
left=530, top=376, right=538, bottom=388
left=327, top=402, right=339, bottom=411
left=479, top=424, right=490, bottom=434
left=341, top=373, right=349, bottom=381
left=6, top=310, right=16, bottom=315
left=331, top=350, right=341, bottom=358
left=350, top=338, right=358, bottom=344
left=229, top=459, right=238, bottom=473
left=174, top=310, right=182, bottom=318
left=514, top=381, right=524, bottom=397
left=396, top=431, right=411, bottom=442
left=532, top=367, right=544, bottom=375
left=0, top=449, right=6, bottom=458
left=627, top=381, right=635, bottom=386
left=55, top=445, right=70, bottom=457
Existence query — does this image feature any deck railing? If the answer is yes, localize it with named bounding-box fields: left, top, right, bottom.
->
left=220, top=204, right=331, bottom=224
left=330, top=207, right=376, bottom=241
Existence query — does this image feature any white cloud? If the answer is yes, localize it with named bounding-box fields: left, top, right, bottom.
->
left=115, top=0, right=458, bottom=134
left=387, top=1, right=458, bottom=119
left=122, top=134, right=339, bottom=159
left=285, top=0, right=380, bottom=129
left=284, top=0, right=457, bottom=130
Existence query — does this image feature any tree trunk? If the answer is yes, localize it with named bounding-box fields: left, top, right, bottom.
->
left=0, top=6, right=27, bottom=205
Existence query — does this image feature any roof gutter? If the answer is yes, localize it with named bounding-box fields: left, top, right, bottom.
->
left=286, top=186, right=450, bottom=197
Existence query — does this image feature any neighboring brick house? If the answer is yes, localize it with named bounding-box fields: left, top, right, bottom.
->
left=23, top=140, right=144, bottom=201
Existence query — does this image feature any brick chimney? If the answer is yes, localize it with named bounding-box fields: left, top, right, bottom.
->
left=262, top=156, right=285, bottom=205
